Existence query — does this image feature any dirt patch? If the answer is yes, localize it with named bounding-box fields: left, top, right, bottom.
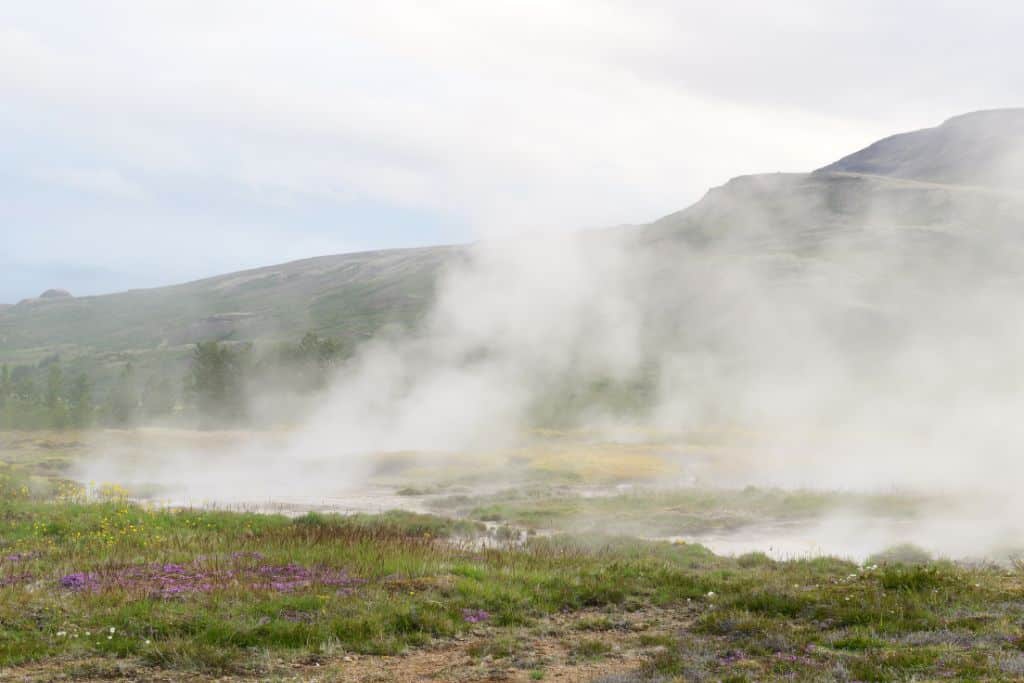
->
left=0, top=606, right=695, bottom=682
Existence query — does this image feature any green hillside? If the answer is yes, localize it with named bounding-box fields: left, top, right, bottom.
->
left=4, top=109, right=1024, bottom=418
left=0, top=246, right=462, bottom=367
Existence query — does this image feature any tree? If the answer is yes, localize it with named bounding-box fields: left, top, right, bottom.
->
left=188, top=342, right=247, bottom=426
left=67, top=373, right=94, bottom=428
left=105, top=363, right=138, bottom=426
left=0, top=365, right=9, bottom=410
left=142, top=375, right=176, bottom=419
left=0, top=365, right=47, bottom=429
left=289, top=332, right=346, bottom=391
left=45, top=364, right=66, bottom=428
left=11, top=366, right=35, bottom=402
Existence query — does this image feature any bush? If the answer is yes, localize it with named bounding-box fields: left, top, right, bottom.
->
left=866, top=544, right=932, bottom=566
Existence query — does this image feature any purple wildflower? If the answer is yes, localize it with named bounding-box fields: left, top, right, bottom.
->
left=59, top=572, right=98, bottom=591
left=4, top=552, right=40, bottom=563
left=462, top=609, right=491, bottom=624
left=52, top=558, right=363, bottom=598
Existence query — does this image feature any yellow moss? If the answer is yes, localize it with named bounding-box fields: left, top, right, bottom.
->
left=526, top=447, right=676, bottom=483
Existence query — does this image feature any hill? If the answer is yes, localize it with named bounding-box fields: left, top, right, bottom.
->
left=818, top=108, right=1024, bottom=188
left=0, top=246, right=462, bottom=366
left=3, top=108, right=1023, bottom=391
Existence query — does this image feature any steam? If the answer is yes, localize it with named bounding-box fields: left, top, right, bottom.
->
left=302, top=232, right=648, bottom=451
left=79, top=119, right=1024, bottom=560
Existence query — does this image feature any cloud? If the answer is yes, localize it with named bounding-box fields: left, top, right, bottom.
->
left=2, top=1, right=1022, bottom=300
left=29, top=167, right=144, bottom=199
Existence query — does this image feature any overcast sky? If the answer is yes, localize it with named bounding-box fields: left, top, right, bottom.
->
left=1, top=1, right=1022, bottom=302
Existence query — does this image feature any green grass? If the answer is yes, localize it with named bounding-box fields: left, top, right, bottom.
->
left=1, top=471, right=1023, bottom=680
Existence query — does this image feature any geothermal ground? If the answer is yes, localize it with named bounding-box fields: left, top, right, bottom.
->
left=3, top=430, right=1024, bottom=682
left=41, top=429, right=1024, bottom=563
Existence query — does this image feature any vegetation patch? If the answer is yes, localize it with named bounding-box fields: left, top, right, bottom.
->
left=0, top=453, right=1021, bottom=681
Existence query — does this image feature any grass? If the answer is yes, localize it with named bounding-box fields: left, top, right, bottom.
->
left=430, top=484, right=932, bottom=537
left=570, top=638, right=612, bottom=660
left=2, top=455, right=1024, bottom=680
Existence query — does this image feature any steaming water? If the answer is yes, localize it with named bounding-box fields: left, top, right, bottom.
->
left=73, top=430, right=1024, bottom=565
left=142, top=488, right=1024, bottom=564
left=660, top=516, right=1004, bottom=564
left=153, top=487, right=434, bottom=517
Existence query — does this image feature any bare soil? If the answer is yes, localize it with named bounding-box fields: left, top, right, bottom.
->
left=0, top=606, right=694, bottom=682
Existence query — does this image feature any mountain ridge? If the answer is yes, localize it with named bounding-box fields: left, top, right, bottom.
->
left=3, top=108, right=1023, bottom=376
left=818, top=108, right=1024, bottom=188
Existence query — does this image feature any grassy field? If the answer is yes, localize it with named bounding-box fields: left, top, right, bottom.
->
left=4, top=447, right=1024, bottom=682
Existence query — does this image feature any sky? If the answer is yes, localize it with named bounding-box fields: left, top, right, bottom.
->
left=1, top=0, right=1022, bottom=303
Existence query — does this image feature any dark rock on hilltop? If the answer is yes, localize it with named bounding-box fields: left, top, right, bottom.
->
left=39, top=289, right=73, bottom=299
left=181, top=312, right=260, bottom=344
left=13, top=288, right=75, bottom=308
